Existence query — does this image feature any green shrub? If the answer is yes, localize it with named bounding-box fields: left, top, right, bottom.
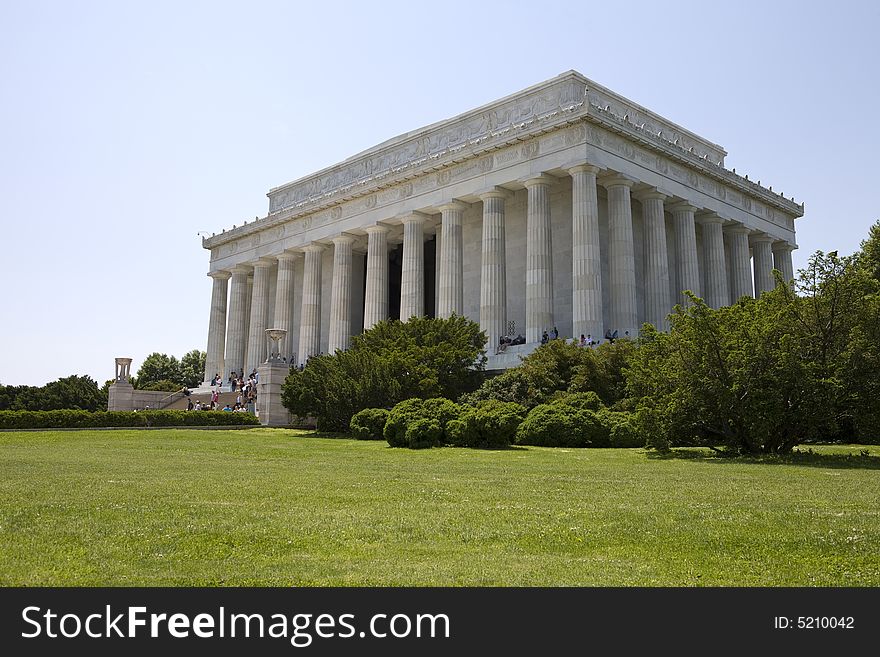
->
left=459, top=368, right=533, bottom=407
left=448, top=400, right=526, bottom=448
left=405, top=418, right=443, bottom=449
left=549, top=391, right=603, bottom=412
left=349, top=408, right=390, bottom=440
left=597, top=408, right=643, bottom=448
left=514, top=404, right=606, bottom=448
left=384, top=398, right=462, bottom=448
left=0, top=410, right=259, bottom=430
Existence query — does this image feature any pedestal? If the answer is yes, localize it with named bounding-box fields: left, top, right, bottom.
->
left=107, top=381, right=134, bottom=411
left=256, top=361, right=292, bottom=427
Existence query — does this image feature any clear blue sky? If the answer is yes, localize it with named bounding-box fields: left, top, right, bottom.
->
left=1, top=0, right=878, bottom=386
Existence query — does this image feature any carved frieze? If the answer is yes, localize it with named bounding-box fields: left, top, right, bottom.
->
left=495, top=148, right=520, bottom=166
left=564, top=124, right=586, bottom=146
left=267, top=75, right=588, bottom=214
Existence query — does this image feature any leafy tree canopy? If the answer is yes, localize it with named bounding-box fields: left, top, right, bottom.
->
left=857, top=219, right=880, bottom=282
left=0, top=375, right=107, bottom=412
left=627, top=249, right=880, bottom=454
left=180, top=350, right=207, bottom=388
left=282, top=315, right=486, bottom=431
left=461, top=339, right=636, bottom=409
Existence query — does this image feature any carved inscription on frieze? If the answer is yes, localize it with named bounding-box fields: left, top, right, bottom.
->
left=268, top=77, right=588, bottom=213
left=495, top=148, right=519, bottom=166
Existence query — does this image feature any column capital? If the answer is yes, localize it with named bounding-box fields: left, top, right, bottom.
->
left=399, top=211, right=429, bottom=225
left=230, top=265, right=253, bottom=275
left=696, top=212, right=725, bottom=226
left=632, top=188, right=668, bottom=202
left=599, top=174, right=636, bottom=189
left=521, top=173, right=556, bottom=188
left=723, top=223, right=752, bottom=236
left=477, top=186, right=512, bottom=201
left=668, top=201, right=699, bottom=215
left=437, top=200, right=468, bottom=213
left=302, top=242, right=327, bottom=254
left=276, top=251, right=301, bottom=264
left=749, top=232, right=776, bottom=245
left=365, top=223, right=391, bottom=235
left=250, top=257, right=276, bottom=269
left=208, top=270, right=232, bottom=281
left=772, top=241, right=797, bottom=253
left=566, top=163, right=601, bottom=176
left=331, top=234, right=356, bottom=246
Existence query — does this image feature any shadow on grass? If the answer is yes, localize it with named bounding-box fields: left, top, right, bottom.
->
left=293, top=431, right=532, bottom=451
left=647, top=447, right=880, bottom=470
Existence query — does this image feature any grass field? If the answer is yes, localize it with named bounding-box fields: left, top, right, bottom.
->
left=1, top=429, right=878, bottom=586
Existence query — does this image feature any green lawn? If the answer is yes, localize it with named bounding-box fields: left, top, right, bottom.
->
left=1, top=429, right=878, bottom=586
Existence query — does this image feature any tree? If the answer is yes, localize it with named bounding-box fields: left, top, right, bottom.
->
left=0, top=375, right=106, bottom=411
left=135, top=353, right=182, bottom=389
left=857, top=219, right=880, bottom=283
left=180, top=349, right=207, bottom=388
left=627, top=245, right=880, bottom=454
left=461, top=339, right=636, bottom=409
left=627, top=291, right=826, bottom=454
left=282, top=315, right=486, bottom=431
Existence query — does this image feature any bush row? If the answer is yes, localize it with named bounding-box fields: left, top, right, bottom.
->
left=348, top=392, right=645, bottom=450
left=0, top=410, right=260, bottom=430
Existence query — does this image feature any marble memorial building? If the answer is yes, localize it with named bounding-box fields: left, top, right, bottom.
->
left=200, top=71, right=803, bottom=384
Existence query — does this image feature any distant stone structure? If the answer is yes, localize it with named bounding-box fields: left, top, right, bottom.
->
left=115, top=357, right=132, bottom=382
left=252, top=329, right=290, bottom=426
left=107, top=358, right=182, bottom=412
left=199, top=70, right=803, bottom=383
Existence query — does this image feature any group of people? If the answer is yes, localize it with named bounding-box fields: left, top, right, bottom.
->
left=494, top=326, right=632, bottom=351
left=540, top=326, right=561, bottom=344
left=578, top=334, right=596, bottom=347
left=184, top=369, right=259, bottom=413
left=227, top=370, right=258, bottom=393
left=496, top=334, right=526, bottom=353
left=186, top=398, right=250, bottom=412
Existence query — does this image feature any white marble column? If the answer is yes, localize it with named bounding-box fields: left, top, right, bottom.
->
left=773, top=242, right=796, bottom=284
left=569, top=165, right=603, bottom=340
left=603, top=175, right=638, bottom=337
left=725, top=225, right=753, bottom=300
left=298, top=244, right=326, bottom=364
left=203, top=271, right=230, bottom=385
left=243, top=275, right=253, bottom=364
left=328, top=235, right=355, bottom=353
left=751, top=234, right=775, bottom=296
left=400, top=213, right=426, bottom=320
left=524, top=175, right=554, bottom=343
left=437, top=201, right=466, bottom=318
left=364, top=225, right=390, bottom=330
left=700, top=214, right=729, bottom=309
left=273, top=252, right=298, bottom=360
left=224, top=266, right=250, bottom=379
left=635, top=189, right=671, bottom=330
left=245, top=258, right=273, bottom=375
left=671, top=202, right=701, bottom=305
left=479, top=190, right=507, bottom=351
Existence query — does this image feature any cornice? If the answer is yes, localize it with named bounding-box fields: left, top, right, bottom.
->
left=203, top=71, right=803, bottom=250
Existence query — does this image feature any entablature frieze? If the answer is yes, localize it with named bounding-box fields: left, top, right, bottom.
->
left=205, top=71, right=803, bottom=253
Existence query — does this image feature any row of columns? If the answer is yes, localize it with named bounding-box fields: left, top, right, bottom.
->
left=203, top=166, right=796, bottom=384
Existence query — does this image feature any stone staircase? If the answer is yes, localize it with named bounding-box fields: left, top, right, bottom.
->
left=485, top=342, right=540, bottom=371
